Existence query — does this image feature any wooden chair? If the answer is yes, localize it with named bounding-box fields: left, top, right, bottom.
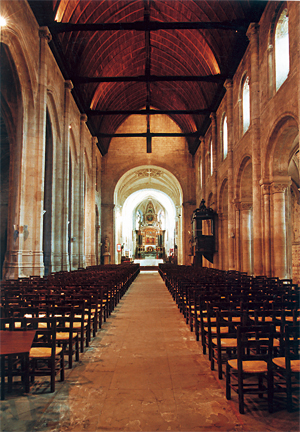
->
left=26, top=317, right=64, bottom=393
left=210, top=310, right=246, bottom=379
left=48, top=307, right=79, bottom=369
left=272, top=325, right=300, bottom=412
left=225, top=324, right=274, bottom=414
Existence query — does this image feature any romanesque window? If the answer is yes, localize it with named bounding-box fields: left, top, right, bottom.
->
left=222, top=115, right=228, bottom=160
left=199, top=157, right=203, bottom=189
left=242, top=76, right=250, bottom=133
left=275, top=8, right=289, bottom=91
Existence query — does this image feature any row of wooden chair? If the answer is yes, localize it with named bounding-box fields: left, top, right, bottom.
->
left=0, top=263, right=140, bottom=398
left=159, top=264, right=299, bottom=414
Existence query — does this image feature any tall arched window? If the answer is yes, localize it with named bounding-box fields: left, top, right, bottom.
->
left=242, top=76, right=250, bottom=133
left=222, top=115, right=228, bottom=159
left=275, top=8, right=289, bottom=91
left=199, top=158, right=203, bottom=189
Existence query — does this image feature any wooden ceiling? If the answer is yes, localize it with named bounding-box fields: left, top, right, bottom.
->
left=28, top=0, right=267, bottom=155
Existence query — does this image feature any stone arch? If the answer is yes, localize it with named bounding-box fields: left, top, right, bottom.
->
left=264, top=114, right=299, bottom=281
left=113, top=165, right=184, bottom=264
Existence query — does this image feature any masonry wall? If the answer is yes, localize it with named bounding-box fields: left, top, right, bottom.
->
left=195, top=1, right=299, bottom=282
left=0, top=0, right=101, bottom=278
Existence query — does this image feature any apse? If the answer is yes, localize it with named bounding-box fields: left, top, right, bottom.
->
left=116, top=189, right=176, bottom=262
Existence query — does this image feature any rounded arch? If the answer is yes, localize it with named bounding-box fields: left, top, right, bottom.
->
left=236, top=155, right=252, bottom=201
left=264, top=114, right=298, bottom=180
left=0, top=28, right=36, bottom=110
left=114, top=165, right=184, bottom=264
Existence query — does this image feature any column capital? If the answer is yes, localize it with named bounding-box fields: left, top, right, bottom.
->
left=240, top=202, right=253, bottom=211
left=224, top=79, right=233, bottom=90
left=39, top=26, right=52, bottom=42
left=246, top=23, right=259, bottom=42
left=261, top=183, right=271, bottom=195
left=271, top=181, right=291, bottom=194
left=210, top=112, right=216, bottom=125
left=65, top=80, right=74, bottom=91
left=80, top=114, right=88, bottom=123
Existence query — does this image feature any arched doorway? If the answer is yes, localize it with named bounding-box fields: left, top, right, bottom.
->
left=114, top=166, right=183, bottom=265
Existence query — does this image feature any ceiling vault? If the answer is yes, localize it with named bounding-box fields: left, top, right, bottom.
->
left=28, top=0, right=267, bottom=156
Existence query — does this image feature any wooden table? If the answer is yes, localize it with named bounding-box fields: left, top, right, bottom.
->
left=0, top=330, right=36, bottom=400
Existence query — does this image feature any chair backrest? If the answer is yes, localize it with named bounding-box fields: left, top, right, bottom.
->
left=236, top=324, right=274, bottom=365
left=25, top=317, right=57, bottom=356
left=284, top=325, right=300, bottom=371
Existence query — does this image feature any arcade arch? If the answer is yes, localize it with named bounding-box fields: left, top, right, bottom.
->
left=114, top=166, right=183, bottom=264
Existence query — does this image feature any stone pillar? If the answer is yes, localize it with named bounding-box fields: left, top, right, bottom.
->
left=70, top=118, right=80, bottom=270
left=271, top=180, right=291, bottom=279
left=5, top=27, right=51, bottom=278
left=261, top=181, right=271, bottom=277
left=78, top=114, right=87, bottom=268
left=247, top=23, right=263, bottom=275
left=182, top=200, right=196, bottom=265
left=224, top=79, right=235, bottom=270
left=210, top=113, right=219, bottom=268
left=101, top=203, right=115, bottom=264
left=61, top=80, right=73, bottom=271
left=200, top=137, right=205, bottom=200
left=240, top=203, right=253, bottom=275
left=233, top=200, right=240, bottom=271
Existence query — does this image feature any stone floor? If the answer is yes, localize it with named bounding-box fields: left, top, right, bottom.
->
left=0, top=271, right=299, bottom=432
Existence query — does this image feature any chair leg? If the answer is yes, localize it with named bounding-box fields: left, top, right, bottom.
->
left=60, top=352, right=65, bottom=382
left=286, top=373, right=293, bottom=412
left=238, top=370, right=244, bottom=414
left=226, top=363, right=231, bottom=400
left=75, top=338, right=79, bottom=362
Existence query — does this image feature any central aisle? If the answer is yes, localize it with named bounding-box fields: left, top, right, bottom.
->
left=6, top=272, right=296, bottom=432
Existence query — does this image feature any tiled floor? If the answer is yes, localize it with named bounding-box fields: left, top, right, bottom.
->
left=0, top=271, right=299, bottom=432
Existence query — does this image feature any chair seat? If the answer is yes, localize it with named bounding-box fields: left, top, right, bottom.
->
left=205, top=326, right=228, bottom=334
left=273, top=357, right=300, bottom=372
left=56, top=332, right=78, bottom=340
left=5, top=322, right=21, bottom=329
left=212, top=337, right=237, bottom=347
left=74, top=314, right=90, bottom=320
left=228, top=359, right=268, bottom=373
left=65, top=322, right=86, bottom=329
left=30, top=346, right=62, bottom=358
left=203, top=317, right=217, bottom=323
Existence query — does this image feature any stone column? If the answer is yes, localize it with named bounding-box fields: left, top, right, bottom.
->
left=247, top=23, right=263, bottom=275
left=233, top=200, right=240, bottom=271
left=182, top=200, right=196, bottom=265
left=261, top=181, right=271, bottom=277
left=101, top=203, right=115, bottom=264
left=78, top=114, right=87, bottom=268
left=240, top=203, right=253, bottom=275
left=210, top=113, right=219, bottom=268
left=271, top=180, right=291, bottom=279
left=7, top=27, right=51, bottom=278
left=61, top=80, right=73, bottom=271
left=224, top=79, right=235, bottom=270
left=200, top=137, right=205, bottom=200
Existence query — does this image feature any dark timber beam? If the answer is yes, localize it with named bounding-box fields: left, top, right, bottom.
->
left=97, top=132, right=199, bottom=138
left=48, top=20, right=248, bottom=33
left=87, top=109, right=210, bottom=116
left=73, top=74, right=226, bottom=84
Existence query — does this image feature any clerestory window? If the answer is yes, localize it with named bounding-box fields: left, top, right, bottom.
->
left=275, top=8, right=289, bottom=91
